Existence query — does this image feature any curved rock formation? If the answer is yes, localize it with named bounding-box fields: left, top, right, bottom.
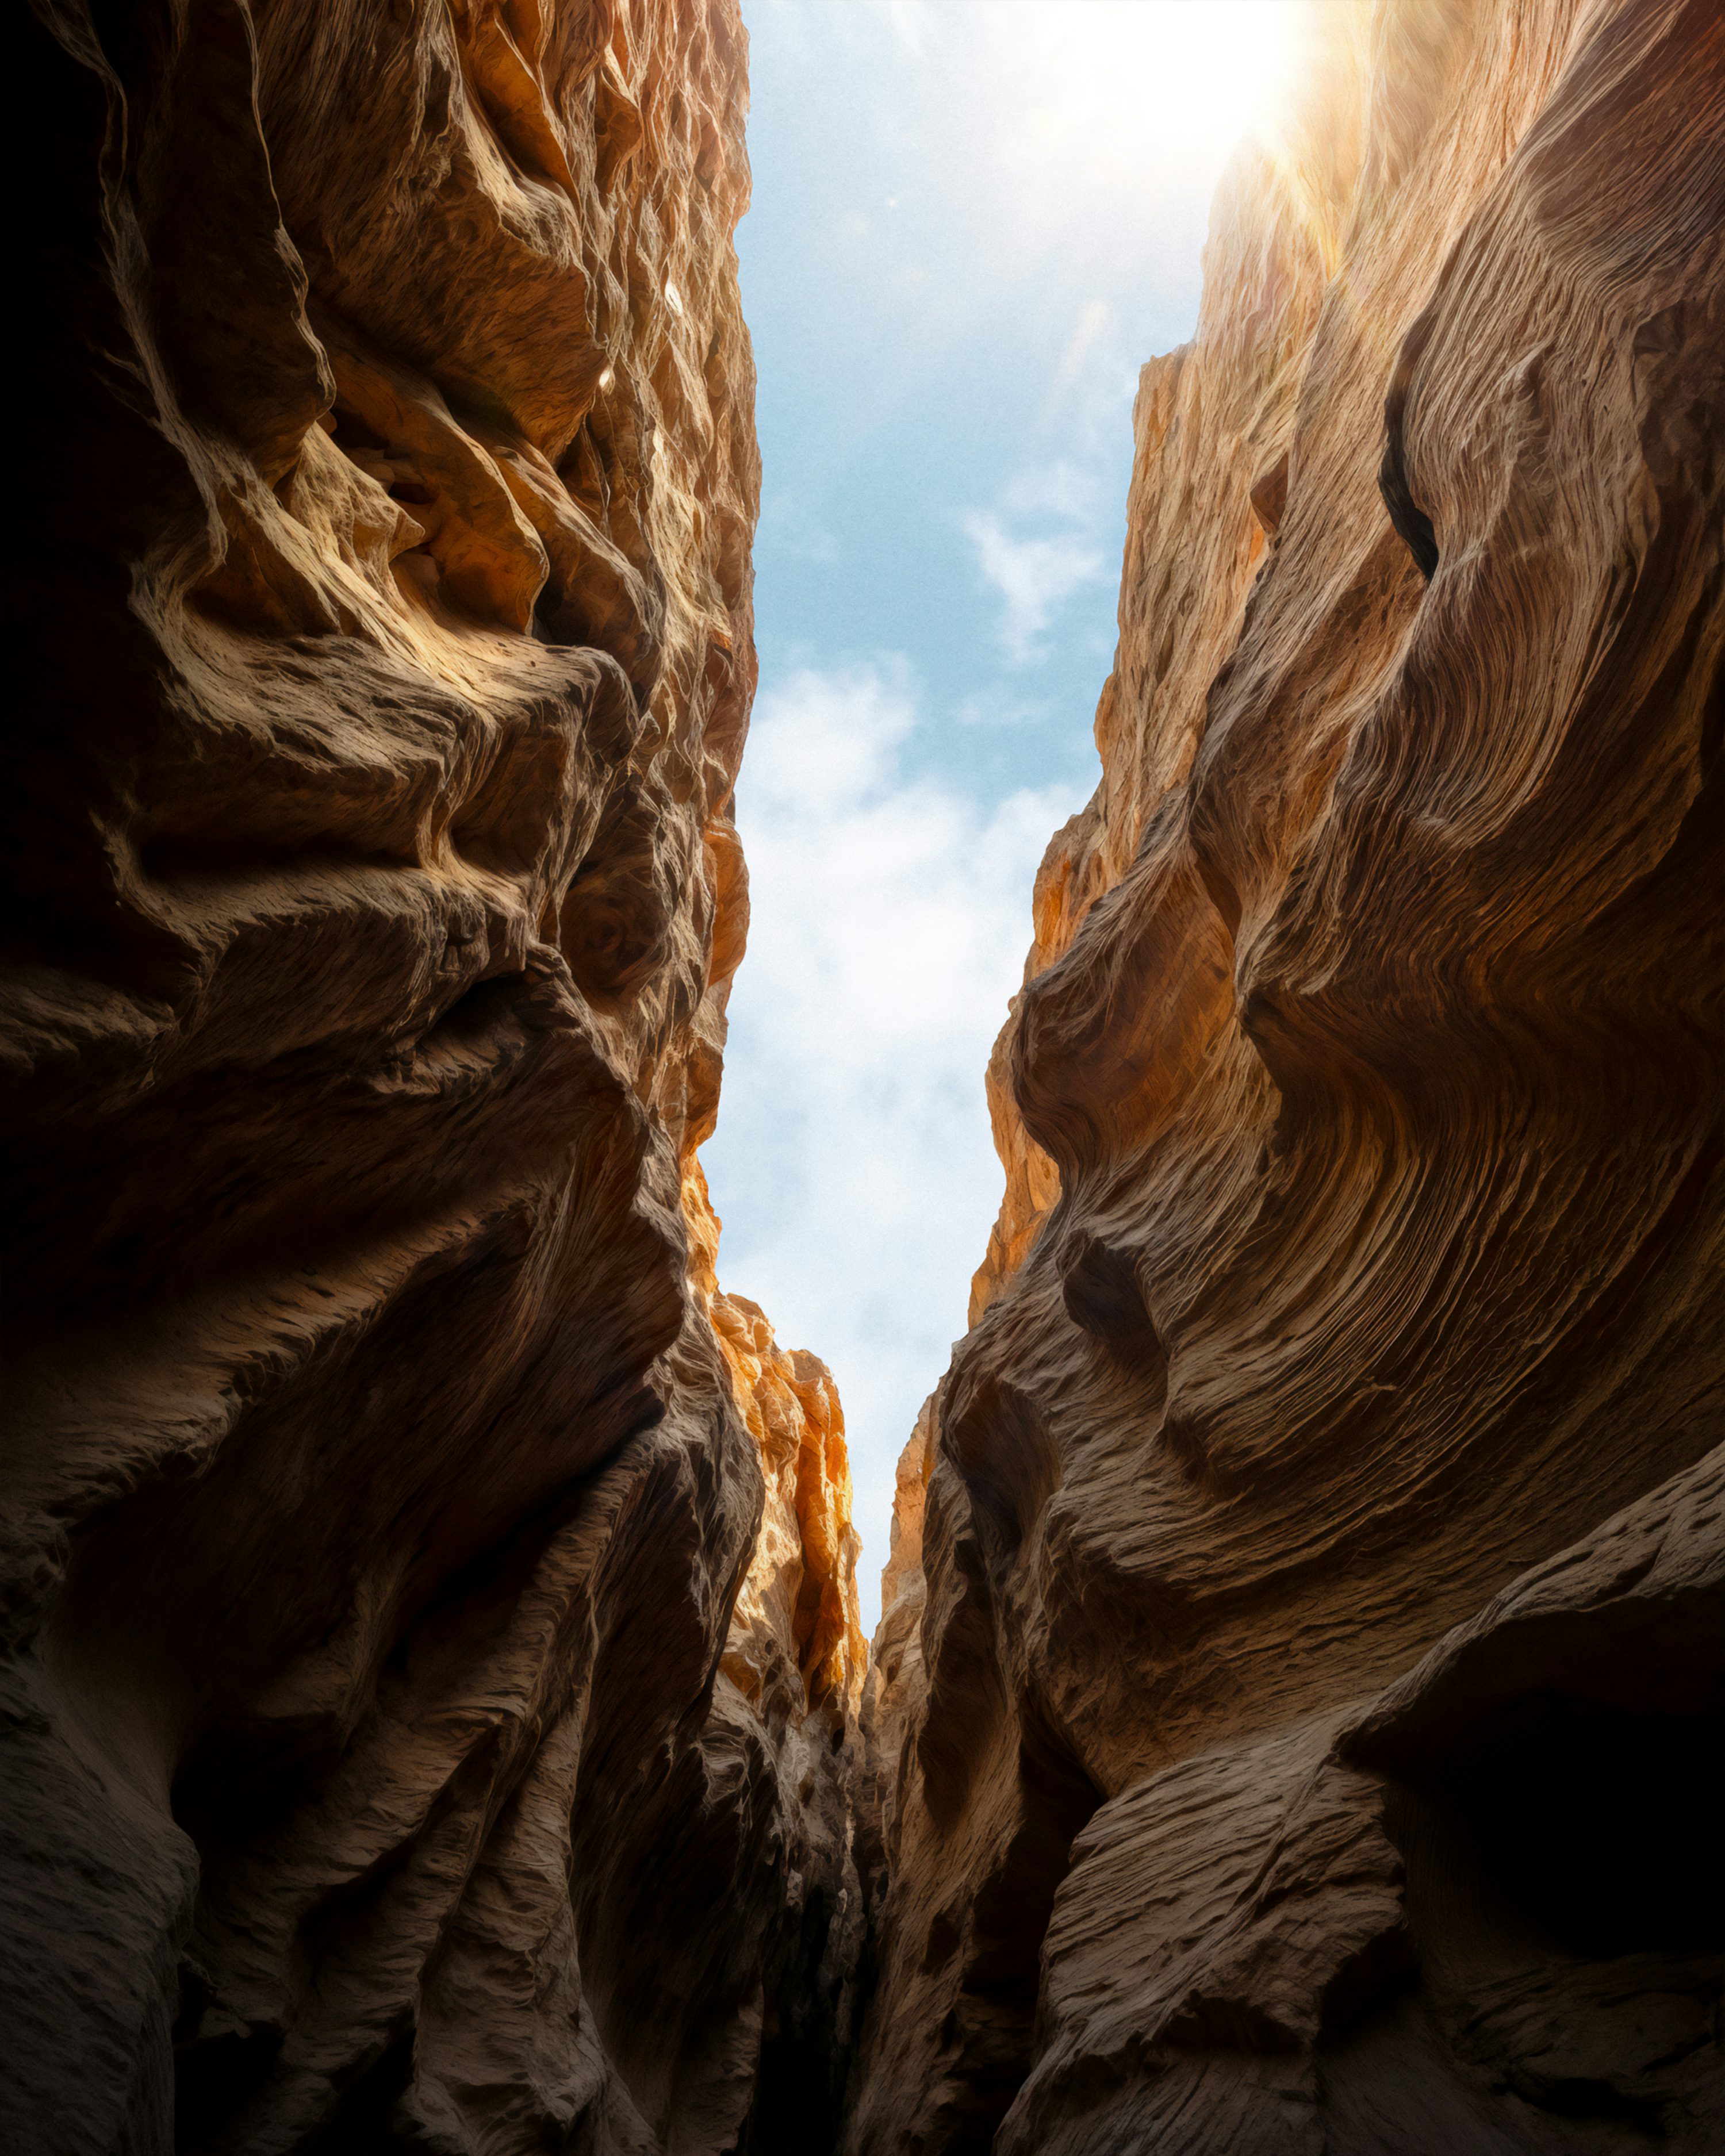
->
left=849, top=1, right=1724, bottom=2149
left=2, top=3, right=862, bottom=2152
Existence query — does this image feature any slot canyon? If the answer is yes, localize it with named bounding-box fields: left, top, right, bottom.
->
left=2, top=0, right=1720, bottom=2151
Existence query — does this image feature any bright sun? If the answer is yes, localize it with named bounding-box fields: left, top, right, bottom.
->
left=1028, top=0, right=1308, bottom=160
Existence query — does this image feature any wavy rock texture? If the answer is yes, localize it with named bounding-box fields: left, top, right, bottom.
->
left=1, top=3, right=864, bottom=2153
left=849, top=1, right=1724, bottom=2150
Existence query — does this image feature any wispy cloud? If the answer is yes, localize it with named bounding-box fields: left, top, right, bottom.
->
left=964, top=461, right=1109, bottom=666
left=880, top=0, right=930, bottom=55
left=1043, top=298, right=1114, bottom=420
left=756, top=493, right=841, bottom=565
left=701, top=659, right=1078, bottom=1629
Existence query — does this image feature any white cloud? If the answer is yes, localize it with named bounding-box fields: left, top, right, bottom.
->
left=700, top=661, right=1079, bottom=1632
left=964, top=476, right=1108, bottom=667
left=1042, top=298, right=1114, bottom=422
left=880, top=0, right=929, bottom=55
left=999, top=459, right=1101, bottom=523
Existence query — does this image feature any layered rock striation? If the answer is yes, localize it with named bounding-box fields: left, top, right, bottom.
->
left=3, top=3, right=862, bottom=2152
left=849, top=1, right=1725, bottom=2150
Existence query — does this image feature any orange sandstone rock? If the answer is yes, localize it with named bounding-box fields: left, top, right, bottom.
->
left=849, top=1, right=1724, bottom=2150
left=687, top=1158, right=868, bottom=1721
left=1, top=3, right=861, bottom=2151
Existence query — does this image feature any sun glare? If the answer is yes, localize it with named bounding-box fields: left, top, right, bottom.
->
left=1024, top=0, right=1306, bottom=163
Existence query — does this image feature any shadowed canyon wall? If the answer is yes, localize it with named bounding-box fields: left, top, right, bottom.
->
left=3, top=2, right=865, bottom=2151
left=3, top=1, right=1723, bottom=2154
left=850, top=0, right=1724, bottom=2150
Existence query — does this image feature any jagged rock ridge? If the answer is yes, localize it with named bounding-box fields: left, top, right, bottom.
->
left=3, top=3, right=863, bottom=2153
left=849, top=1, right=1724, bottom=2150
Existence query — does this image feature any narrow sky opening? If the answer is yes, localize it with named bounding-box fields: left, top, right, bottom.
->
left=703, top=0, right=1305, bottom=1632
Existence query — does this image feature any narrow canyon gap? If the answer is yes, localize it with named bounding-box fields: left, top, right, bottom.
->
left=2, top=7, right=1722, bottom=2156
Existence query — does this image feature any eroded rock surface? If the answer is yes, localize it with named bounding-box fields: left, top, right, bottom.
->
left=849, top=1, right=1724, bottom=2150
left=2, top=3, right=863, bottom=2151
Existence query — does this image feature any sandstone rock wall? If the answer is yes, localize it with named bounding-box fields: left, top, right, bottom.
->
left=6, top=1, right=1723, bottom=2149
left=849, top=1, right=1725, bottom=2149
left=2, top=3, right=862, bottom=2151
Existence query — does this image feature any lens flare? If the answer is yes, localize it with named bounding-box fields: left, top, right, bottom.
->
left=1019, top=1, right=1306, bottom=166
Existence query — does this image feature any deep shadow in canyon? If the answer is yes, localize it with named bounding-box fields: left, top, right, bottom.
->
left=2, top=1, right=1722, bottom=2153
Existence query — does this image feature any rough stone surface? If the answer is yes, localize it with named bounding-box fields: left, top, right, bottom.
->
left=850, top=1, right=1724, bottom=2149
left=2, top=3, right=863, bottom=2152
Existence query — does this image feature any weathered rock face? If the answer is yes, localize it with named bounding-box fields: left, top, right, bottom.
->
left=849, top=2, right=1724, bottom=2150
left=2, top=3, right=864, bottom=2152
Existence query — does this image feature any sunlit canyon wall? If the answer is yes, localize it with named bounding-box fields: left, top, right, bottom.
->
left=2, top=2, right=867, bottom=2151
left=5, top=0, right=1723, bottom=2153
left=848, top=0, right=1724, bottom=2150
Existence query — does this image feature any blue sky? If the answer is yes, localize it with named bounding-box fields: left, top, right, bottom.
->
left=702, top=1, right=1299, bottom=1628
